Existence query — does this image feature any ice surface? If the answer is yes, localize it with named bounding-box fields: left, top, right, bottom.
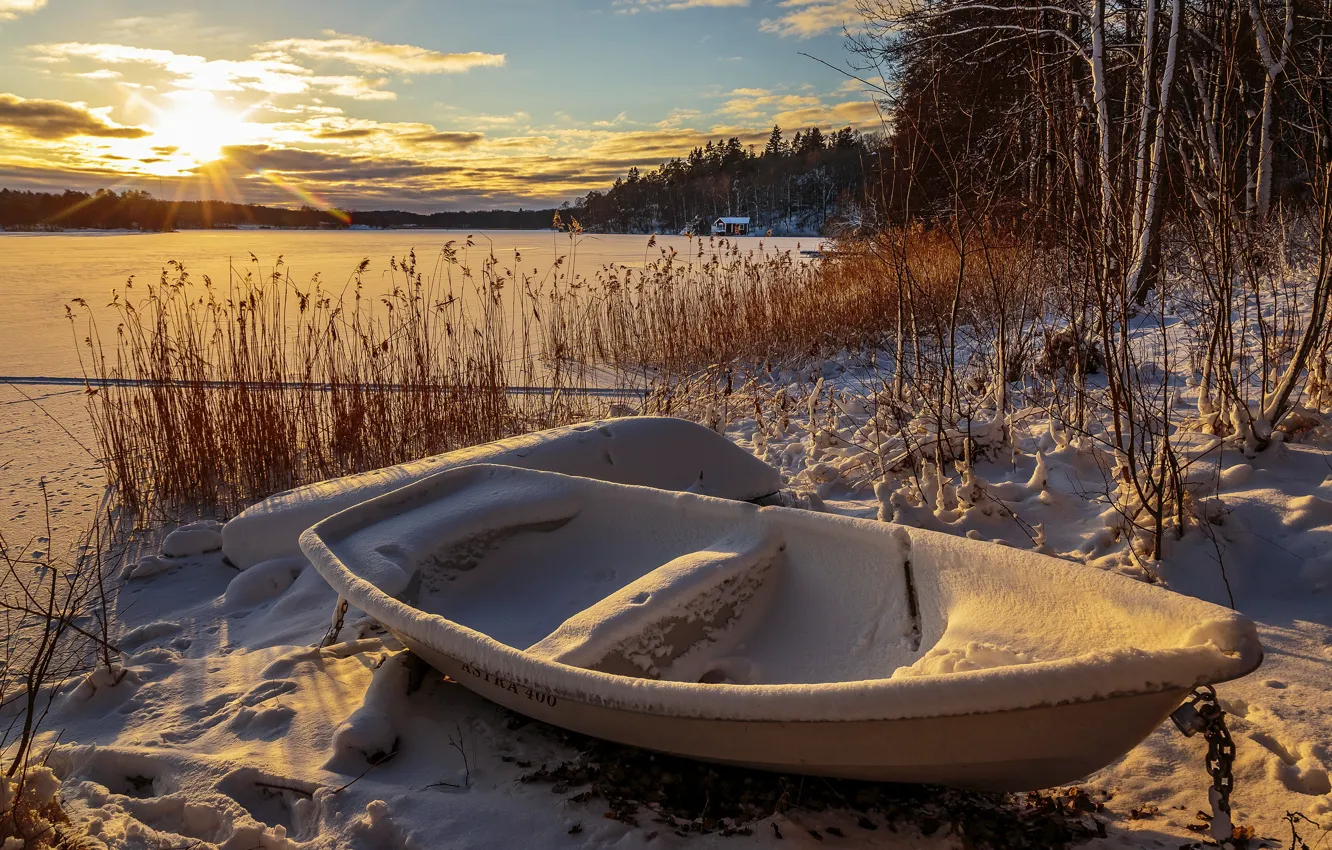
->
left=222, top=417, right=782, bottom=569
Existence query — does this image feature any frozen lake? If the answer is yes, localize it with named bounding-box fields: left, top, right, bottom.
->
left=0, top=229, right=813, bottom=378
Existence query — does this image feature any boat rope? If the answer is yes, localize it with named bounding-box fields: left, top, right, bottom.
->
left=1170, top=685, right=1237, bottom=845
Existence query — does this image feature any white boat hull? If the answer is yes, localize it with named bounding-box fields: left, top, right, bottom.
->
left=403, top=635, right=1188, bottom=791
left=301, top=462, right=1263, bottom=792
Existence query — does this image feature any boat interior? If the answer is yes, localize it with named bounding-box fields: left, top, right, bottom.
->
left=332, top=465, right=930, bottom=686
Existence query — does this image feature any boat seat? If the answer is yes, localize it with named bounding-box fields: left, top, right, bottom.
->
left=525, top=523, right=784, bottom=681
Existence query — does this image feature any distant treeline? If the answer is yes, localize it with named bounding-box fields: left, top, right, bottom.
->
left=0, top=188, right=350, bottom=231
left=350, top=208, right=559, bottom=229
left=574, top=126, right=879, bottom=236
left=0, top=188, right=560, bottom=232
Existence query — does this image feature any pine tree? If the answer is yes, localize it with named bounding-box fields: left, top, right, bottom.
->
left=800, top=127, right=826, bottom=154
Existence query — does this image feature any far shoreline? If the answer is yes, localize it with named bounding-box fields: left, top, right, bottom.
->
left=0, top=227, right=820, bottom=237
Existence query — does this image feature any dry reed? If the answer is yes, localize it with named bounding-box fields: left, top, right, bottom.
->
left=69, top=228, right=1045, bottom=519
left=70, top=239, right=612, bottom=519
left=547, top=228, right=1048, bottom=382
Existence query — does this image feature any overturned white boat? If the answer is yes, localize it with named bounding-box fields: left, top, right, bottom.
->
left=301, top=463, right=1262, bottom=792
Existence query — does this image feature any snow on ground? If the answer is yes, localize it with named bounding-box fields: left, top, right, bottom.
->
left=6, top=371, right=1331, bottom=849
left=721, top=362, right=1332, bottom=846
left=0, top=383, right=104, bottom=558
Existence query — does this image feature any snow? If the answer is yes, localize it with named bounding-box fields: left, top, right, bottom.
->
left=525, top=522, right=783, bottom=678
left=0, top=384, right=104, bottom=572
left=162, top=520, right=224, bottom=558
left=3, top=382, right=1329, bottom=848
left=330, top=650, right=419, bottom=765
left=223, top=557, right=307, bottom=611
left=222, top=416, right=782, bottom=570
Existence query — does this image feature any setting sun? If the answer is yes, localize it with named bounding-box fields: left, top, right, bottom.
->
left=148, top=93, right=249, bottom=166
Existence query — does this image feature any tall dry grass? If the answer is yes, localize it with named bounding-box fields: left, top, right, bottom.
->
left=69, top=227, right=1046, bottom=519
left=547, top=227, right=1049, bottom=382
left=69, top=239, right=612, bottom=519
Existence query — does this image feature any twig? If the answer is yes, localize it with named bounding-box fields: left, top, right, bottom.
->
left=331, top=745, right=399, bottom=794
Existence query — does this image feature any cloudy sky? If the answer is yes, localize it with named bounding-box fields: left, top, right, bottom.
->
left=0, top=0, right=878, bottom=211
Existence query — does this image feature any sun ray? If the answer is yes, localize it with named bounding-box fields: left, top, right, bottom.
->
left=256, top=169, right=351, bottom=223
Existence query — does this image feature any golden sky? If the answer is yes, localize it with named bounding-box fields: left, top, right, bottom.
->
left=0, top=0, right=880, bottom=210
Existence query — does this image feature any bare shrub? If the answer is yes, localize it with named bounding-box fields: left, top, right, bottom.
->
left=1, top=489, right=122, bottom=847
left=1034, top=330, right=1104, bottom=381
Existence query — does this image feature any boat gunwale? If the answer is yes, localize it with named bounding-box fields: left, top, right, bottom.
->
left=400, top=628, right=1205, bottom=725
left=300, top=465, right=1264, bottom=724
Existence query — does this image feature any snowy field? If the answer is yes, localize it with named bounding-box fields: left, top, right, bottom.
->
left=0, top=383, right=103, bottom=563
left=7, top=374, right=1328, bottom=849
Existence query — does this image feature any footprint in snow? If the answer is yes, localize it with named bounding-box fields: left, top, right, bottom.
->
left=1250, top=731, right=1332, bottom=796
left=228, top=704, right=297, bottom=741
left=65, top=748, right=174, bottom=800
left=119, top=621, right=183, bottom=652
left=159, top=680, right=301, bottom=744
left=217, top=767, right=321, bottom=841
left=122, top=793, right=231, bottom=844
left=159, top=692, right=241, bottom=744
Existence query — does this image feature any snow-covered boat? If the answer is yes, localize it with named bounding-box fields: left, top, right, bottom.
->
left=223, top=417, right=782, bottom=569
left=300, top=463, right=1263, bottom=792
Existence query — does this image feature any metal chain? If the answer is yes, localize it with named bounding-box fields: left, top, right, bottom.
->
left=1171, top=685, right=1237, bottom=843
left=320, top=596, right=349, bottom=647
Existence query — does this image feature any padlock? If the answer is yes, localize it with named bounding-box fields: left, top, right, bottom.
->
left=1171, top=701, right=1206, bottom=737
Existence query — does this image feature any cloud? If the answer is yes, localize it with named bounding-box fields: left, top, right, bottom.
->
left=614, top=0, right=747, bottom=10
left=577, top=128, right=744, bottom=161
left=772, top=98, right=882, bottom=128
left=313, top=127, right=381, bottom=139
left=311, top=76, right=398, bottom=101
left=718, top=88, right=822, bottom=121
left=459, top=112, right=531, bottom=129
left=101, top=12, right=243, bottom=43
left=488, top=135, right=555, bottom=150
left=261, top=32, right=504, bottom=74
left=759, top=0, right=860, bottom=37
left=0, top=92, right=148, bottom=140
left=400, top=131, right=484, bottom=148
left=655, top=108, right=702, bottom=128
left=204, top=143, right=448, bottom=179
left=29, top=40, right=444, bottom=101
left=0, top=0, right=44, bottom=20
left=32, top=42, right=320, bottom=95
